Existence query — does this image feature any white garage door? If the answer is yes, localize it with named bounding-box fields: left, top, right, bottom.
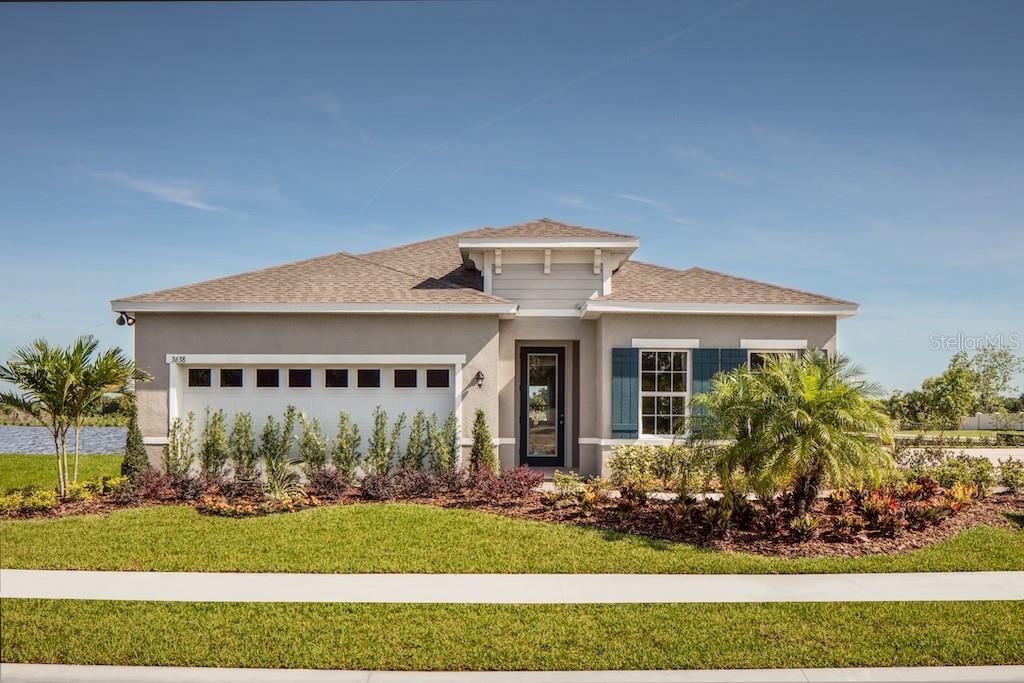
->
left=178, top=363, right=456, bottom=454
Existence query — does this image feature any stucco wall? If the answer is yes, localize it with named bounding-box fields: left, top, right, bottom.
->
left=133, top=313, right=500, bottom=464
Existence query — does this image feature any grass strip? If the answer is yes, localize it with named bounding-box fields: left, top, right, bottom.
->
left=2, top=504, right=1022, bottom=574
left=2, top=599, right=1022, bottom=670
left=0, top=454, right=122, bottom=490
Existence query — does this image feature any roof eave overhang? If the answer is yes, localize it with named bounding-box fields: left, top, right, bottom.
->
left=110, top=300, right=520, bottom=316
left=579, top=301, right=860, bottom=319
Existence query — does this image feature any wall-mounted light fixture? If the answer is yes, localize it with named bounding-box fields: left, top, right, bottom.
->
left=115, top=312, right=136, bottom=327
left=475, top=370, right=485, bottom=388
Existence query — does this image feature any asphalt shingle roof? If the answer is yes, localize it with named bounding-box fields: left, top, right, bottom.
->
left=114, top=219, right=853, bottom=308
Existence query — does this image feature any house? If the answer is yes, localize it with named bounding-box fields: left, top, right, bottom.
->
left=111, top=219, right=858, bottom=476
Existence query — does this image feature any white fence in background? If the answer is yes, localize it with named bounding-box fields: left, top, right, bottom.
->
left=960, top=412, right=1024, bottom=431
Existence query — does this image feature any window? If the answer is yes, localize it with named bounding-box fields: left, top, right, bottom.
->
left=357, top=369, right=380, bottom=388
left=640, top=350, right=688, bottom=436
left=394, top=369, right=417, bottom=388
left=426, top=369, right=450, bottom=388
left=256, top=368, right=279, bottom=387
left=325, top=369, right=348, bottom=388
left=289, top=368, right=312, bottom=388
left=748, top=350, right=798, bottom=370
left=220, top=368, right=243, bottom=388
left=188, top=368, right=211, bottom=387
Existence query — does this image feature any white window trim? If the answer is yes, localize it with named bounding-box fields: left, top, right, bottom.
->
left=739, top=339, right=808, bottom=350
left=631, top=338, right=700, bottom=349
left=638, top=348, right=692, bottom=439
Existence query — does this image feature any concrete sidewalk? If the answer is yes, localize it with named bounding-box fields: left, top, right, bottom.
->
left=3, top=569, right=1023, bottom=603
left=3, top=664, right=1024, bottom=683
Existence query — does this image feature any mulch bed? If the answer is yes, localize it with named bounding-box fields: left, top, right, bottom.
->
left=418, top=490, right=1024, bottom=559
left=7, top=486, right=1023, bottom=560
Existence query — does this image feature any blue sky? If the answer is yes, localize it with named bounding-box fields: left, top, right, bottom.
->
left=1, top=0, right=1021, bottom=393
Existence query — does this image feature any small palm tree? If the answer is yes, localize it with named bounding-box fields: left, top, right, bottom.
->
left=0, top=340, right=76, bottom=496
left=0, top=337, right=150, bottom=496
left=66, top=336, right=151, bottom=482
left=692, top=351, right=893, bottom=515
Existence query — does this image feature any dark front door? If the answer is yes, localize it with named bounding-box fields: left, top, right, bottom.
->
left=519, top=346, right=565, bottom=467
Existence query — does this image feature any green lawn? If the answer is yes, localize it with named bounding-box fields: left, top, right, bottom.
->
left=3, top=504, right=1022, bottom=574
left=2, top=599, right=1021, bottom=669
left=0, top=453, right=122, bottom=491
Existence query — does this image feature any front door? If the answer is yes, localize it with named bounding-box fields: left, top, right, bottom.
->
left=519, top=347, right=565, bottom=467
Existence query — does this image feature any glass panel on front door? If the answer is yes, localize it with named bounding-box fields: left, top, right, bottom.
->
left=526, top=353, right=558, bottom=457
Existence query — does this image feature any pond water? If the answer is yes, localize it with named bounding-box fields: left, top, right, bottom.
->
left=0, top=426, right=126, bottom=455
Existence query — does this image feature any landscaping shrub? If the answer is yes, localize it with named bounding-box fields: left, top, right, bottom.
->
left=199, top=408, right=230, bottom=478
left=928, top=454, right=995, bottom=496
left=999, top=458, right=1024, bottom=492
left=228, top=412, right=257, bottom=481
left=498, top=466, right=543, bottom=498
left=465, top=467, right=501, bottom=500
left=401, top=410, right=429, bottom=471
left=702, top=497, right=733, bottom=537
left=121, top=401, right=149, bottom=482
left=197, top=495, right=322, bottom=517
left=259, top=406, right=303, bottom=501
left=134, top=467, right=171, bottom=499
left=162, top=412, right=196, bottom=478
left=552, top=470, right=584, bottom=499
left=110, top=476, right=140, bottom=505
left=730, top=494, right=758, bottom=530
left=607, top=445, right=657, bottom=488
left=947, top=482, right=977, bottom=512
left=359, top=468, right=437, bottom=500
left=307, top=466, right=349, bottom=500
left=331, top=411, right=361, bottom=483
left=469, top=409, right=497, bottom=473
left=996, top=432, right=1024, bottom=446
left=0, top=491, right=23, bottom=514
left=576, top=481, right=603, bottom=517
left=833, top=513, right=865, bottom=539
left=21, top=489, right=57, bottom=512
left=659, top=500, right=691, bottom=532
left=63, top=482, right=93, bottom=503
left=172, top=475, right=205, bottom=501
left=365, top=407, right=400, bottom=476
left=904, top=501, right=949, bottom=530
left=828, top=489, right=854, bottom=514
left=428, top=411, right=459, bottom=474
left=298, top=415, right=328, bottom=476
left=788, top=513, right=820, bottom=542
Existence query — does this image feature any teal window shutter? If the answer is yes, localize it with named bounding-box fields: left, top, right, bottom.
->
left=691, top=348, right=721, bottom=396
left=719, top=348, right=747, bottom=374
left=611, top=347, right=639, bottom=438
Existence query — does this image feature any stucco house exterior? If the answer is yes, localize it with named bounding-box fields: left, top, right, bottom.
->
left=111, top=219, right=858, bottom=476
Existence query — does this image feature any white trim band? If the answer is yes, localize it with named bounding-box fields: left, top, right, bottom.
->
left=165, top=354, right=467, bottom=365
left=740, top=339, right=808, bottom=350
left=582, top=301, right=858, bottom=318
left=142, top=437, right=169, bottom=446
left=458, top=238, right=639, bottom=250
left=111, top=301, right=518, bottom=315
left=631, top=338, right=700, bottom=349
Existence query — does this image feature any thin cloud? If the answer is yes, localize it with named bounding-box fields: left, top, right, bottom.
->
left=550, top=194, right=601, bottom=211
left=93, top=171, right=230, bottom=213
left=609, top=192, right=689, bottom=225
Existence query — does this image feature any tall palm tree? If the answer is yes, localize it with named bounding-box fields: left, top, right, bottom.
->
left=692, top=351, right=894, bottom=515
left=66, top=336, right=151, bottom=482
left=0, top=339, right=76, bottom=496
